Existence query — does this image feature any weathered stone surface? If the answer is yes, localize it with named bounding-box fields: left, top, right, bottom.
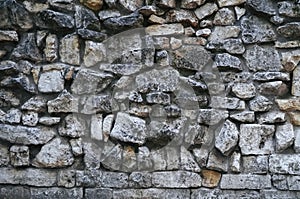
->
left=146, top=92, right=170, bottom=105
left=214, top=53, right=242, bottom=71
left=70, top=138, right=83, bottom=156
left=0, top=144, right=9, bottom=166
left=195, top=28, right=211, bottom=37
left=156, top=0, right=175, bottom=8
left=77, top=29, right=107, bottom=42
left=230, top=111, right=255, bottom=123
left=119, top=0, right=143, bottom=11
left=192, top=148, right=209, bottom=167
left=243, top=155, right=268, bottom=174
left=0, top=186, right=30, bottom=199
left=215, top=120, right=239, bottom=156
left=239, top=124, right=275, bottom=155
left=59, top=34, right=80, bottom=65
left=3, top=108, right=21, bottom=124
left=81, top=94, right=112, bottom=114
left=213, top=8, right=235, bottom=26
left=241, top=16, right=276, bottom=44
left=281, top=49, right=300, bottom=72
left=137, top=146, right=152, bottom=171
left=31, top=188, right=83, bottom=199
left=230, top=151, right=241, bottom=173
left=148, top=14, right=166, bottom=24
left=198, top=109, right=228, bottom=125
left=0, top=0, right=33, bottom=30
left=152, top=171, right=201, bottom=188
left=292, top=67, right=300, bottom=96
left=180, top=146, right=201, bottom=172
left=101, top=172, right=128, bottom=188
left=217, top=0, right=245, bottom=7
left=76, top=169, right=102, bottom=187
left=75, top=5, right=100, bottom=30
left=253, top=72, right=290, bottom=81
left=85, top=188, right=113, bottom=199
left=0, top=30, right=18, bottom=42
left=166, top=10, right=198, bottom=27
left=80, top=0, right=103, bottom=11
left=210, top=96, right=245, bottom=110
left=23, top=0, right=49, bottom=12
left=104, top=13, right=143, bottom=33
left=208, top=26, right=241, bottom=42
left=33, top=137, right=74, bottom=168
left=0, top=124, right=55, bottom=145
left=10, top=145, right=29, bottom=167
left=257, top=111, right=286, bottom=124
left=258, top=81, right=288, bottom=96
left=146, top=23, right=184, bottom=36
left=59, top=114, right=85, bottom=138
left=220, top=174, right=271, bottom=189
left=279, top=1, right=300, bottom=18
left=11, top=33, right=42, bottom=62
left=129, top=172, right=152, bottom=188
left=122, top=146, right=137, bottom=172
left=181, top=0, right=205, bottom=9
left=288, top=176, right=300, bottom=191
left=58, top=170, right=76, bottom=188
left=262, top=190, right=300, bottom=199
left=38, top=69, right=64, bottom=93
left=37, top=10, right=74, bottom=29
left=272, top=175, right=288, bottom=190
left=194, top=3, right=218, bottom=20
left=84, top=41, right=106, bottom=67
left=276, top=123, right=295, bottom=152
left=44, top=34, right=58, bottom=62
left=71, top=69, right=113, bottom=95
left=1, top=73, right=37, bottom=94
left=22, top=111, right=38, bottom=126
left=231, top=83, right=256, bottom=99
left=192, top=189, right=260, bottom=199
left=249, top=95, right=273, bottom=112
left=0, top=168, right=57, bottom=186
left=277, top=22, right=300, bottom=38
left=207, top=150, right=228, bottom=172
left=269, top=154, right=300, bottom=174
left=289, top=112, right=300, bottom=126
left=247, top=0, right=276, bottom=15
left=0, top=60, right=19, bottom=75
left=48, top=90, right=79, bottom=113
left=90, top=114, right=103, bottom=141
left=275, top=40, right=300, bottom=49
left=201, top=170, right=221, bottom=188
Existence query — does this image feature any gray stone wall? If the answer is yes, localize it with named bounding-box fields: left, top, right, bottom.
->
left=0, top=0, right=300, bottom=198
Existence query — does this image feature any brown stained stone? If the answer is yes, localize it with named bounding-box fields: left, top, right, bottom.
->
left=80, top=0, right=103, bottom=11
left=276, top=98, right=300, bottom=111
left=201, top=170, right=222, bottom=188
left=288, top=112, right=300, bottom=126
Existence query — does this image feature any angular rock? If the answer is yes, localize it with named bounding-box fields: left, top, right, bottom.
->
left=275, top=40, right=300, bottom=49
left=281, top=49, right=300, bottom=72
left=104, top=13, right=143, bottom=33
left=277, top=22, right=300, bottom=38
left=213, top=8, right=236, bottom=26
left=208, top=26, right=241, bottom=42
left=99, top=64, right=143, bottom=76
left=81, top=94, right=112, bottom=114
left=214, top=53, right=242, bottom=71
left=0, top=186, right=30, bottom=199
left=217, top=0, right=245, bottom=7
left=119, top=0, right=143, bottom=12
left=59, top=114, right=86, bottom=138
left=48, top=90, right=79, bottom=113
left=230, top=151, right=241, bottom=172
left=37, top=10, right=74, bottom=29
left=257, top=111, right=286, bottom=124
left=292, top=67, right=300, bottom=96
left=11, top=33, right=42, bottom=62
left=276, top=123, right=295, bottom=152
left=192, top=148, right=209, bottom=167
left=194, top=3, right=218, bottom=20
left=137, top=146, right=152, bottom=171
left=0, top=60, right=19, bottom=75
left=111, top=112, right=146, bottom=145
left=289, top=112, right=300, bottom=125
left=207, top=150, right=228, bottom=172
left=243, top=155, right=268, bottom=174
left=241, top=16, right=276, bottom=44
left=44, top=34, right=58, bottom=62
left=146, top=23, right=184, bottom=36
left=288, top=176, right=300, bottom=191
left=249, top=95, right=273, bottom=112
left=152, top=171, right=201, bottom=188
left=58, top=170, right=76, bottom=188
left=197, top=109, right=228, bottom=125
left=210, top=96, right=245, bottom=110
left=39, top=117, right=61, bottom=126
left=47, top=0, right=75, bottom=11
left=247, top=0, right=276, bottom=16
left=230, top=111, right=255, bottom=123
left=80, top=0, right=103, bottom=11
left=207, top=39, right=245, bottom=54
left=220, top=174, right=271, bottom=189
left=22, top=111, right=39, bottom=126
left=4, top=108, right=21, bottom=124
left=1, top=74, right=37, bottom=94
left=156, top=0, right=176, bottom=8
left=84, top=41, right=106, bottom=67
left=75, top=5, right=100, bottom=30
left=215, top=120, right=239, bottom=156
left=0, top=144, right=9, bottom=166
left=201, top=170, right=221, bottom=188
left=253, top=72, right=290, bottom=81
left=122, top=146, right=137, bottom=172
left=180, top=146, right=201, bottom=172
left=269, top=154, right=300, bottom=174
left=232, top=83, right=256, bottom=99
left=101, top=144, right=123, bottom=171
left=239, top=124, right=275, bottom=155
left=33, top=137, right=74, bottom=168
left=138, top=5, right=157, bottom=17
left=31, top=188, right=83, bottom=199
left=77, top=29, right=107, bottom=42
left=23, top=0, right=49, bottom=12
left=10, top=145, right=29, bottom=167
left=38, top=69, right=64, bottom=93
left=60, top=34, right=80, bottom=65
left=71, top=69, right=113, bottom=95
left=0, top=30, right=18, bottom=41
left=279, top=1, right=300, bottom=18
left=258, top=81, right=288, bottom=96
left=181, top=0, right=206, bottom=9
left=148, top=14, right=166, bottom=24
left=166, top=10, right=198, bottom=27
left=70, top=138, right=83, bottom=156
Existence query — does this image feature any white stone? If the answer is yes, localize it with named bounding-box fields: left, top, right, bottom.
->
left=91, top=114, right=103, bottom=141
left=276, top=123, right=295, bottom=152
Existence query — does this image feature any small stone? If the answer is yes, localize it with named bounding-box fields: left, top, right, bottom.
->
left=84, top=41, right=106, bottom=67
left=213, top=8, right=236, bottom=26
left=11, top=33, right=42, bottom=62
left=10, top=145, right=29, bottom=167
left=99, top=64, right=143, bottom=76
left=214, top=53, right=242, bottom=71
left=295, top=127, right=300, bottom=153
left=22, top=111, right=38, bottom=126
left=129, top=172, right=151, bottom=188
left=80, top=0, right=103, bottom=11
left=122, top=146, right=137, bottom=172
left=230, top=111, right=255, bottom=122
left=239, top=124, right=275, bottom=155
left=170, top=37, right=182, bottom=49
left=241, top=16, right=276, bottom=44
left=59, top=114, right=86, bottom=138
left=37, top=10, right=74, bottom=29
left=152, top=171, right=201, bottom=188
left=192, top=148, right=209, bottom=167
left=258, top=81, right=288, bottom=96
left=235, top=6, right=246, bottom=20
left=77, top=29, right=107, bottom=42
left=197, top=109, right=228, bottom=125
left=215, top=120, right=239, bottom=156
left=180, top=146, right=201, bottom=172
left=270, top=15, right=285, bottom=25
left=0, top=30, right=18, bottom=41
left=0, top=60, right=18, bottom=75
left=269, top=154, right=300, bottom=174
left=44, top=34, right=58, bottom=62
left=181, top=0, right=205, bottom=9
left=1, top=74, right=37, bottom=94
left=60, top=34, right=80, bottom=65
left=257, top=111, right=286, bottom=124
left=0, top=89, right=20, bottom=107
left=201, top=170, right=221, bottom=188
left=75, top=5, right=100, bottom=30
left=101, top=171, right=128, bottom=188
left=48, top=0, right=75, bottom=11
left=146, top=23, right=184, bottom=36
left=207, top=150, right=228, bottom=172
left=30, top=188, right=83, bottom=198
left=81, top=94, right=112, bottom=114
left=47, top=90, right=79, bottom=113
left=195, top=28, right=211, bottom=37
left=220, top=174, right=271, bottom=189
left=210, top=96, right=245, bottom=110
left=208, top=26, right=241, bottom=42
left=281, top=49, right=300, bottom=72
left=137, top=146, right=152, bottom=171
left=0, top=144, right=9, bottom=166
left=39, top=117, right=61, bottom=126
left=0, top=124, right=55, bottom=145
left=292, top=67, right=300, bottom=96
left=23, top=1, right=49, bottom=12
left=103, top=13, right=143, bottom=33
left=76, top=169, right=101, bottom=187
left=156, top=0, right=176, bottom=8
left=275, top=40, right=300, bottom=48
left=288, top=176, right=300, bottom=191
left=70, top=138, right=83, bottom=156
left=146, top=92, right=170, bottom=105
left=253, top=72, right=290, bottom=81
left=38, top=69, right=64, bottom=93
left=33, top=137, right=74, bottom=168
left=230, top=151, right=241, bottom=172
left=247, top=0, right=276, bottom=15
left=58, top=170, right=76, bottom=188
left=183, top=37, right=207, bottom=45
left=249, top=96, right=273, bottom=112
left=4, top=108, right=21, bottom=124
left=110, top=112, right=146, bottom=145
left=194, top=3, right=218, bottom=20
left=98, top=10, right=121, bottom=20
left=102, top=114, right=114, bottom=141
left=148, top=14, right=166, bottom=24
left=277, top=22, right=300, bottom=38
left=217, top=0, right=246, bottom=7
left=243, top=155, right=268, bottom=174
left=71, top=69, right=113, bottom=95
left=276, top=123, right=295, bottom=152
left=232, top=83, right=256, bottom=99
left=166, top=10, right=198, bottom=27
left=279, top=1, right=300, bottom=18
left=90, top=114, right=103, bottom=141
left=289, top=112, right=300, bottom=125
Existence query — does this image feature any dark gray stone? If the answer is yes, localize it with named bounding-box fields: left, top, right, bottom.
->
left=101, top=172, right=128, bottom=188
left=0, top=186, right=30, bottom=199
left=58, top=114, right=86, bottom=138
left=103, top=13, right=143, bottom=33
left=269, top=154, right=300, bottom=175
left=277, top=22, right=300, bottom=38
left=247, top=0, right=276, bottom=15
left=75, top=5, right=100, bottom=30
left=36, top=10, right=75, bottom=29
left=214, top=53, right=242, bottom=71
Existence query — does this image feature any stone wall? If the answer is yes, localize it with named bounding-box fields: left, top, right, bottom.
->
left=0, top=0, right=300, bottom=198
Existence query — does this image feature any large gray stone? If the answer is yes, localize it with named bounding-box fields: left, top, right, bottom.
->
left=269, top=154, right=300, bottom=175
left=214, top=53, right=242, bottom=71
left=0, top=124, right=55, bottom=145
left=210, top=96, right=245, bottom=110
left=31, top=188, right=83, bottom=199
left=247, top=0, right=276, bottom=15
left=279, top=1, right=300, bottom=18
left=209, top=26, right=241, bottom=42
left=242, top=155, right=268, bottom=174
left=220, top=174, right=271, bottom=189
left=101, top=172, right=128, bottom=188
left=197, top=109, right=228, bottom=125
left=75, top=5, right=100, bottom=30
left=145, top=24, right=184, bottom=36
left=249, top=95, right=273, bottom=112
left=33, top=137, right=74, bottom=168
left=59, top=34, right=80, bottom=65
left=239, top=124, right=275, bottom=155
left=84, top=41, right=106, bottom=67
left=230, top=111, right=255, bottom=123
left=207, top=150, right=228, bottom=172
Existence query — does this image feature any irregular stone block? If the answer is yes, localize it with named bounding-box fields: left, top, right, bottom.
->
left=181, top=0, right=205, bottom=9
left=214, top=53, right=242, bottom=71
left=101, top=172, right=128, bottom=188
left=213, top=8, right=235, bottom=26
left=122, top=146, right=137, bottom=172
left=292, top=67, right=300, bottom=96
left=44, top=34, right=58, bottom=62
left=275, top=123, right=294, bottom=152
left=197, top=109, right=228, bottom=125
left=58, top=170, right=76, bottom=188
left=22, top=111, right=38, bottom=126
left=288, top=176, right=300, bottom=191
left=230, top=151, right=241, bottom=172
left=249, top=95, right=273, bottom=112
left=247, top=0, right=276, bottom=15
left=217, top=0, right=245, bottom=7
left=48, top=90, right=79, bottom=113
left=289, top=112, right=300, bottom=125
left=70, top=138, right=83, bottom=156
left=156, top=0, right=175, bottom=8
left=272, top=174, right=288, bottom=190
left=230, top=111, right=255, bottom=123
left=257, top=111, right=286, bottom=124
left=146, top=23, right=184, bottom=36
left=281, top=49, right=300, bottom=72
left=295, top=127, right=300, bottom=153
left=279, top=1, right=300, bottom=18
left=231, top=83, right=256, bottom=99
left=59, top=114, right=86, bottom=138
left=85, top=188, right=113, bottom=199
left=84, top=41, right=106, bottom=67
left=129, top=172, right=152, bottom=188
left=38, top=69, right=64, bottom=93
left=0, top=30, right=18, bottom=41
left=258, top=81, right=288, bottom=96
left=80, top=0, right=103, bottom=11
left=207, top=150, right=228, bottom=172
left=210, top=96, right=245, bottom=110
left=277, top=22, right=300, bottom=38
left=201, top=170, right=221, bottom=188
left=104, top=13, right=143, bottom=33
left=0, top=144, right=9, bottom=166
left=220, top=174, right=271, bottom=189
left=59, top=34, right=80, bottom=65
left=262, top=190, right=300, bottom=199
left=37, top=9, right=74, bottom=29
left=242, top=155, right=268, bottom=174
left=10, top=145, right=29, bottom=167
left=180, top=146, right=200, bottom=172
left=192, top=188, right=260, bottom=199
left=194, top=3, right=218, bottom=20
left=4, top=108, right=21, bottom=124
left=269, top=154, right=300, bottom=175
left=31, top=188, right=83, bottom=199
left=166, top=9, right=198, bottom=27
left=0, top=186, right=30, bottom=199
left=209, top=26, right=241, bottom=42
left=253, top=72, right=290, bottom=81
left=76, top=169, right=101, bottom=187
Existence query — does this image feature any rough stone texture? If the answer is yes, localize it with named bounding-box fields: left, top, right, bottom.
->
left=232, top=83, right=256, bottom=99
left=32, top=137, right=74, bottom=168
left=47, top=90, right=79, bottom=113
left=84, top=41, right=106, bottom=67
left=22, top=111, right=38, bottom=126
left=220, top=174, right=272, bottom=189
left=31, top=188, right=83, bottom=199
left=269, top=154, right=300, bottom=175
left=194, top=3, right=218, bottom=20
left=214, top=53, right=242, bottom=71
left=292, top=67, right=300, bottom=96
left=242, top=156, right=268, bottom=174
left=166, top=10, right=198, bottom=27
left=201, top=170, right=221, bottom=188
left=209, top=26, right=241, bottom=42
left=213, top=8, right=236, bottom=26
left=295, top=127, right=300, bottom=153
left=146, top=23, right=184, bottom=36
left=207, top=150, right=228, bottom=172
left=230, top=111, right=255, bottom=122
left=104, top=13, right=143, bottom=33
left=257, top=111, right=286, bottom=124
left=217, top=0, right=245, bottom=7
left=59, top=34, right=80, bottom=65
left=249, top=95, right=273, bottom=112
left=247, top=0, right=276, bottom=16
left=0, top=144, right=9, bottom=166
left=37, top=10, right=74, bottom=29
left=59, top=114, right=86, bottom=138
left=10, top=145, right=29, bottom=167
left=38, top=69, right=64, bottom=93
left=277, top=22, right=300, bottom=38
